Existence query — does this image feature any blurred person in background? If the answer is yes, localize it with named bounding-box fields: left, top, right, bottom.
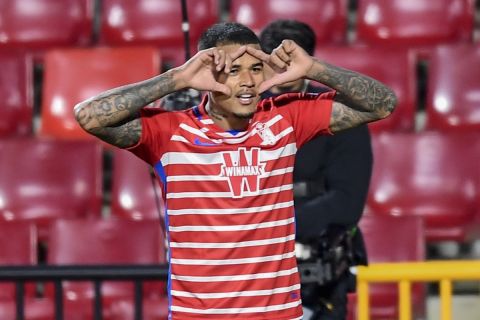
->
left=260, top=19, right=373, bottom=320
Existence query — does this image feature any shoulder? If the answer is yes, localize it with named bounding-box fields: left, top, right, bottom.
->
left=258, top=91, right=335, bottom=111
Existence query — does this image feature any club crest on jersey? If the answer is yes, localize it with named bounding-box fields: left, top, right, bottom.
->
left=220, top=147, right=266, bottom=198
left=255, top=122, right=276, bottom=145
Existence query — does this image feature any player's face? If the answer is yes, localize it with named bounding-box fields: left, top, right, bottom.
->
left=210, top=43, right=265, bottom=119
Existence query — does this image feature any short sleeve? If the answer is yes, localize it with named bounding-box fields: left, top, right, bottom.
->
left=274, top=91, right=335, bottom=147
left=126, top=108, right=176, bottom=165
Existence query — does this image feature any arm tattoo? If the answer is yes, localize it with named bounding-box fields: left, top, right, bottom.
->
left=74, top=70, right=177, bottom=147
left=309, top=60, right=397, bottom=126
left=330, top=102, right=377, bottom=132
left=89, top=118, right=142, bottom=148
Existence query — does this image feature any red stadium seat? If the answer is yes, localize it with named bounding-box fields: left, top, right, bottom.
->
left=230, top=0, right=348, bottom=45
left=355, top=0, right=475, bottom=56
left=0, top=222, right=38, bottom=300
left=99, top=0, right=219, bottom=67
left=314, top=46, right=417, bottom=133
left=0, top=51, right=33, bottom=137
left=45, top=218, right=167, bottom=319
left=367, top=132, right=478, bottom=242
left=0, top=138, right=103, bottom=240
left=358, top=215, right=426, bottom=319
left=111, top=149, right=165, bottom=222
left=40, top=46, right=161, bottom=140
left=0, top=222, right=55, bottom=320
left=0, top=0, right=93, bottom=58
left=425, top=44, right=480, bottom=132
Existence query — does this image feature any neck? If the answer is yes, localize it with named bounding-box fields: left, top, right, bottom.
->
left=205, top=101, right=250, bottom=131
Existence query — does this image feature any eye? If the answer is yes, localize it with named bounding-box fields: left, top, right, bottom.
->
left=252, top=66, right=263, bottom=73
left=229, top=68, right=239, bottom=76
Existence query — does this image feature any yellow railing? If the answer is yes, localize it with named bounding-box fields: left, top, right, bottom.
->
left=356, top=260, right=480, bottom=320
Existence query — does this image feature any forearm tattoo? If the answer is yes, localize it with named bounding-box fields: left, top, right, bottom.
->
left=311, top=60, right=397, bottom=116
left=75, top=71, right=176, bottom=147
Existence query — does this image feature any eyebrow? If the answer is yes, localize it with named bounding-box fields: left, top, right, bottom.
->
left=230, top=62, right=264, bottom=69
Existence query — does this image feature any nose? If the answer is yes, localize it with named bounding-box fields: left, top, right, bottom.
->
left=239, top=70, right=255, bottom=87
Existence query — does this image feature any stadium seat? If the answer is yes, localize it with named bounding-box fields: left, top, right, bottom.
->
left=355, top=0, right=475, bottom=56
left=110, top=149, right=165, bottom=222
left=314, top=46, right=417, bottom=133
left=0, top=138, right=103, bottom=240
left=40, top=46, right=161, bottom=140
left=0, top=221, right=38, bottom=300
left=0, top=0, right=93, bottom=58
left=367, top=132, right=478, bottom=242
left=0, top=51, right=33, bottom=137
left=99, top=0, right=219, bottom=67
left=45, top=218, right=167, bottom=319
left=0, top=222, right=55, bottom=320
left=230, top=0, right=348, bottom=45
left=425, top=44, right=480, bottom=132
left=358, top=215, right=426, bottom=319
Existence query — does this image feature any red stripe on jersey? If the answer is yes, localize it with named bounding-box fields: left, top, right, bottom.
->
left=171, top=254, right=298, bottom=277
left=170, top=238, right=296, bottom=260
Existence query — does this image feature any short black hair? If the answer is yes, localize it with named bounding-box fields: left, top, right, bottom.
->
left=198, top=22, right=260, bottom=50
left=259, top=19, right=316, bottom=55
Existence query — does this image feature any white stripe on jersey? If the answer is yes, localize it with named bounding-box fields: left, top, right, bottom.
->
left=166, top=166, right=294, bottom=182
left=170, top=300, right=302, bottom=315
left=166, top=184, right=293, bottom=199
left=170, top=135, right=190, bottom=143
left=171, top=267, right=298, bottom=282
left=169, top=217, right=295, bottom=232
left=179, top=123, right=222, bottom=144
left=160, top=143, right=297, bottom=166
left=170, top=234, right=296, bottom=248
left=171, top=284, right=301, bottom=299
left=167, top=200, right=294, bottom=216
left=170, top=251, right=296, bottom=265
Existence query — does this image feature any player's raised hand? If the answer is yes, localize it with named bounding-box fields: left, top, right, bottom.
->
left=176, top=46, right=247, bottom=95
left=246, top=40, right=314, bottom=93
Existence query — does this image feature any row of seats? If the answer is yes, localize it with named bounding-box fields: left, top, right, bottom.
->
left=1, top=43, right=480, bottom=139
left=1, top=0, right=477, bottom=63
left=0, top=218, right=167, bottom=320
left=0, top=131, right=478, bottom=246
left=0, top=214, right=425, bottom=320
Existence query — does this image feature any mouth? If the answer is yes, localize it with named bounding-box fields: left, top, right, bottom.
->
left=236, top=92, right=256, bottom=105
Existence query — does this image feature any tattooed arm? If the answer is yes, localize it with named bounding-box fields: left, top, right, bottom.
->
left=74, top=46, right=247, bottom=148
left=73, top=70, right=178, bottom=148
left=306, top=60, right=397, bottom=132
left=247, top=41, right=397, bottom=132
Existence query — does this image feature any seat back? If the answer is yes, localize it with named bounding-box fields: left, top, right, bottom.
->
left=110, top=149, right=165, bottom=222
left=0, top=138, right=103, bottom=239
left=0, top=51, right=33, bottom=137
left=367, top=132, right=478, bottom=242
left=425, top=44, right=480, bottom=132
left=356, top=0, right=475, bottom=47
left=99, top=0, right=219, bottom=67
left=358, top=214, right=426, bottom=319
left=314, top=46, right=417, bottom=133
left=0, top=0, right=93, bottom=50
left=231, top=0, right=348, bottom=45
left=46, top=218, right=166, bottom=306
left=0, top=222, right=38, bottom=300
left=40, top=46, right=161, bottom=140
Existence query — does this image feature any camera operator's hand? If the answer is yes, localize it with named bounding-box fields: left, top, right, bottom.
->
left=246, top=40, right=314, bottom=93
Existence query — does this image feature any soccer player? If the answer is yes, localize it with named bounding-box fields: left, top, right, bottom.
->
left=74, top=22, right=396, bottom=320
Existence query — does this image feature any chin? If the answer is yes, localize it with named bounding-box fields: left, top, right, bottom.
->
left=233, top=111, right=255, bottom=119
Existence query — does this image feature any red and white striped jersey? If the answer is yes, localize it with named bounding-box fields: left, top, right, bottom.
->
left=128, top=91, right=334, bottom=320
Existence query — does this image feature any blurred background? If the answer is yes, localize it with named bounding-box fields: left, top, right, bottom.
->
left=0, top=0, right=480, bottom=319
